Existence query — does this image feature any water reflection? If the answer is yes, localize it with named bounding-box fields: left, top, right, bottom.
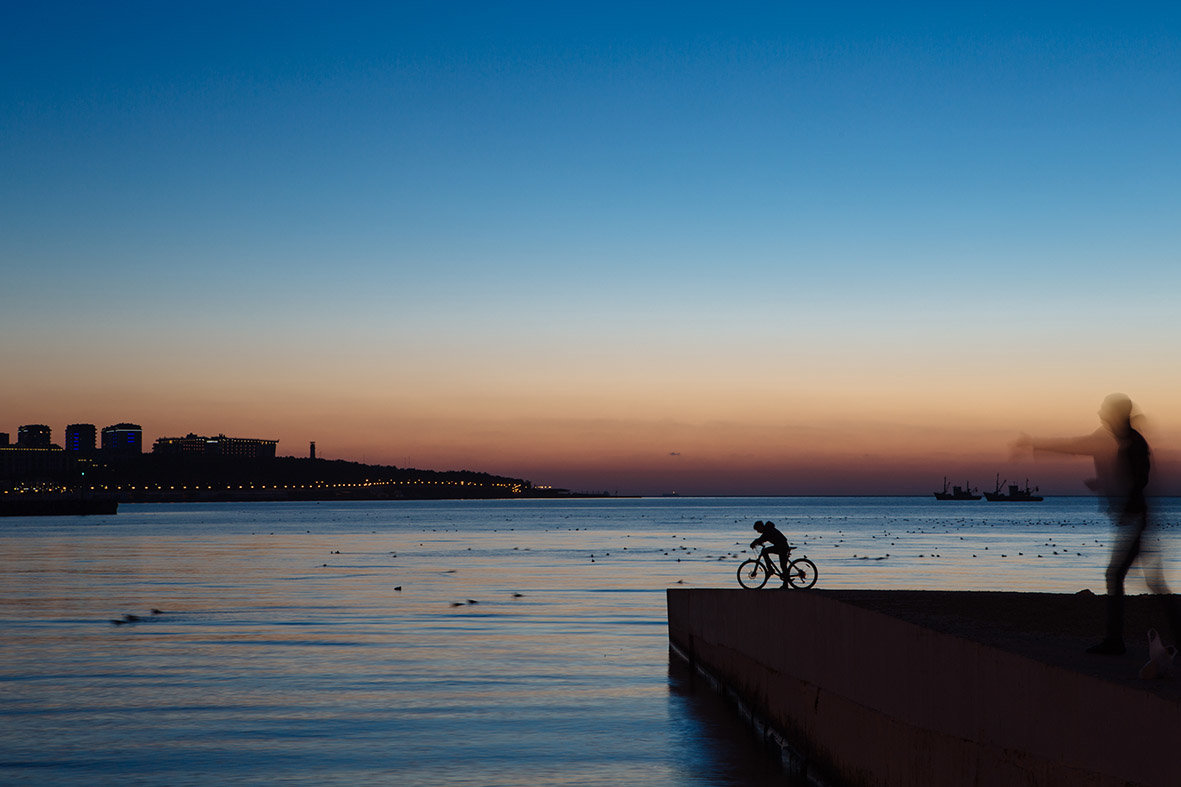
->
left=667, top=655, right=806, bottom=786
left=2, top=498, right=1180, bottom=784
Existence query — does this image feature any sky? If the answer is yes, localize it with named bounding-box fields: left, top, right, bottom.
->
left=3, top=2, right=1181, bottom=495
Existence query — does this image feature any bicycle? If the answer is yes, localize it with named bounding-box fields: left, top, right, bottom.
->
left=736, top=547, right=818, bottom=590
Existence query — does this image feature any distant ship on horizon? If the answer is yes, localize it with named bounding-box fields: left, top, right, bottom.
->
left=983, top=475, right=1044, bottom=502
left=933, top=477, right=982, bottom=501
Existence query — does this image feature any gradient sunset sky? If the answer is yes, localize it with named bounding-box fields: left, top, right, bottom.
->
left=4, top=3, right=1180, bottom=495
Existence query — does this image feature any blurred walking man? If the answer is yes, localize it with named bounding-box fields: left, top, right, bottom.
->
left=1016, top=393, right=1176, bottom=654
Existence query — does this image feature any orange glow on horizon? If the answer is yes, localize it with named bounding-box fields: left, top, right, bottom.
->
left=6, top=362, right=1181, bottom=496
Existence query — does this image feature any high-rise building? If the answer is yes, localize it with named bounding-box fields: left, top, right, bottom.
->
left=65, top=423, right=97, bottom=453
left=310, top=441, right=316, bottom=460
left=102, top=423, right=142, bottom=455
left=0, top=433, right=8, bottom=446
left=17, top=424, right=52, bottom=448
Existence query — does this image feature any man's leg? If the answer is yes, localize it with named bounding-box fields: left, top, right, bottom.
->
left=1140, top=526, right=1181, bottom=644
left=761, top=548, right=786, bottom=584
left=1090, top=518, right=1142, bottom=653
left=759, top=548, right=774, bottom=573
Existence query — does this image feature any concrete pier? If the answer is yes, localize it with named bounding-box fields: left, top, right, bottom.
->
left=667, top=589, right=1181, bottom=786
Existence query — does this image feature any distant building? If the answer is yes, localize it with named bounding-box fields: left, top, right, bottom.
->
left=310, top=441, right=316, bottom=460
left=0, top=445, right=68, bottom=481
left=217, top=435, right=277, bottom=460
left=65, top=423, right=97, bottom=454
left=152, top=433, right=208, bottom=456
left=17, top=424, right=52, bottom=448
left=0, top=433, right=8, bottom=447
left=102, top=423, right=143, bottom=455
left=153, top=433, right=277, bottom=460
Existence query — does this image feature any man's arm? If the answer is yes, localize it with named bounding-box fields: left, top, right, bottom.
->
left=1014, top=428, right=1109, bottom=457
left=1031, top=429, right=1109, bottom=457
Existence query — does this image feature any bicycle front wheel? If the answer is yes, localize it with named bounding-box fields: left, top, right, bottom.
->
left=737, top=559, right=771, bottom=589
left=786, top=558, right=818, bottom=589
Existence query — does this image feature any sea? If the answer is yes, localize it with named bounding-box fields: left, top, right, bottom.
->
left=3, top=495, right=1180, bottom=785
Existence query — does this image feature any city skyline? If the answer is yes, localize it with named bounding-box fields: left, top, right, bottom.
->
left=3, top=410, right=1178, bottom=497
left=0, top=420, right=279, bottom=457
left=4, top=4, right=1181, bottom=495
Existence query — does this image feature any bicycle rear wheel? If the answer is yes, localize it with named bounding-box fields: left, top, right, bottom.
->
left=786, top=558, right=818, bottom=589
left=736, top=559, right=771, bottom=589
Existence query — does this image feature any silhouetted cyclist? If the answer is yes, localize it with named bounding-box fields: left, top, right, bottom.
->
left=750, top=520, right=791, bottom=584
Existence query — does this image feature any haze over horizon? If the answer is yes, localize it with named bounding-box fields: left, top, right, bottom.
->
left=4, top=3, right=1180, bottom=496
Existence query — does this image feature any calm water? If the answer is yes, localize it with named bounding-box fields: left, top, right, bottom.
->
left=3, top=496, right=1180, bottom=784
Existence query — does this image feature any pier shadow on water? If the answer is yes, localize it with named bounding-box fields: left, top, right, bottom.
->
left=667, top=653, right=807, bottom=786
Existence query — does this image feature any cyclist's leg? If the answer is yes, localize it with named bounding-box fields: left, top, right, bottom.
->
left=763, top=547, right=788, bottom=582
left=758, top=547, right=777, bottom=576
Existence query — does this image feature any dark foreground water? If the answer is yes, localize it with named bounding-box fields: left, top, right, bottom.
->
left=3, top=496, right=1179, bottom=784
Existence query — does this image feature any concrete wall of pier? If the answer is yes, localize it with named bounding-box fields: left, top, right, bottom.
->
left=667, top=589, right=1180, bottom=786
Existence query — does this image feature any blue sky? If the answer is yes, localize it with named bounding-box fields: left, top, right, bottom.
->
left=4, top=2, right=1181, bottom=492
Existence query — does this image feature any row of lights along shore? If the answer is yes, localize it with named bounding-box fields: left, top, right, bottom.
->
left=2, top=423, right=525, bottom=496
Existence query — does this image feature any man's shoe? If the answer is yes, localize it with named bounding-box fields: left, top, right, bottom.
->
left=1086, top=637, right=1126, bottom=655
